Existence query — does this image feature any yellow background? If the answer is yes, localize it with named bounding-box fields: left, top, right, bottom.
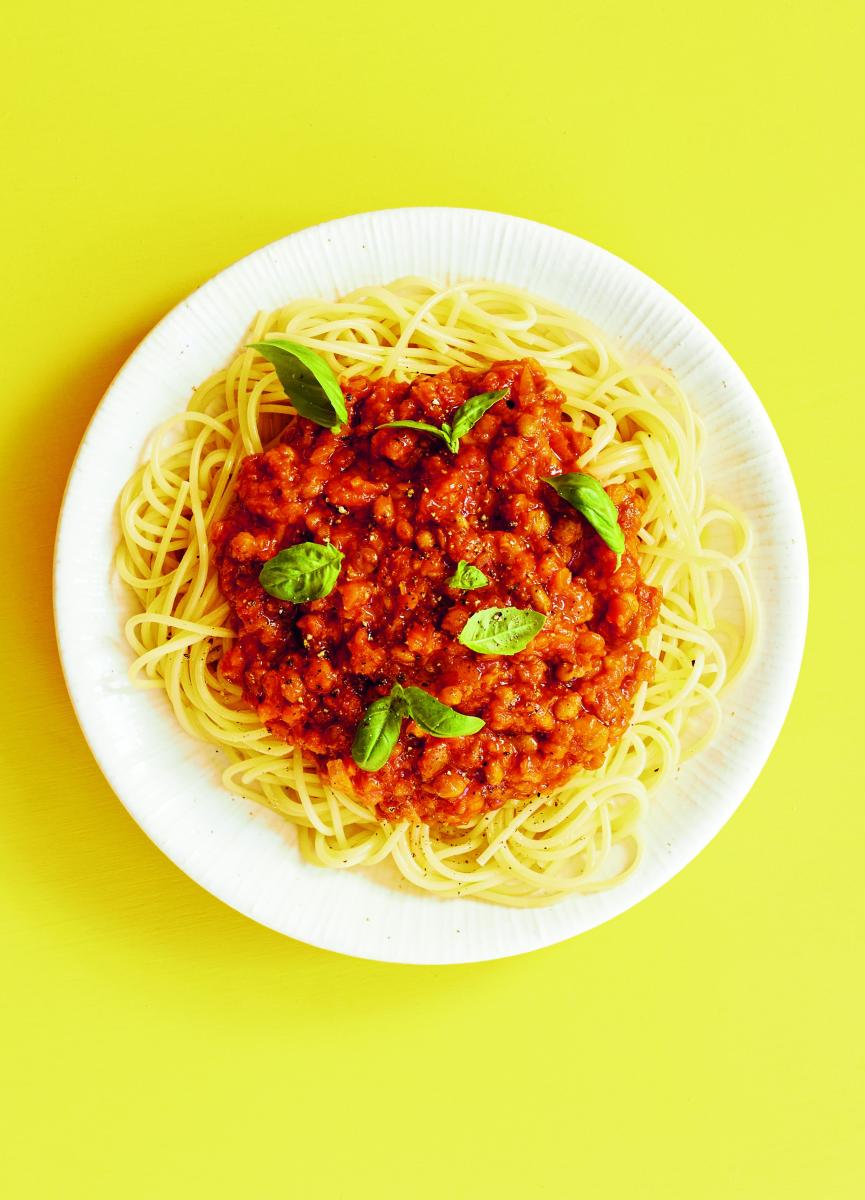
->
left=2, top=1, right=862, bottom=1196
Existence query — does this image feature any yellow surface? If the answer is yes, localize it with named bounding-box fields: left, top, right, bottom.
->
left=1, top=1, right=862, bottom=1196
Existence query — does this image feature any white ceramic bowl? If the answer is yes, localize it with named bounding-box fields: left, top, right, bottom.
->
left=54, top=208, right=808, bottom=963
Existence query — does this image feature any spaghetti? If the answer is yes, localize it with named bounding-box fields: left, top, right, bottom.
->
left=117, top=279, right=756, bottom=905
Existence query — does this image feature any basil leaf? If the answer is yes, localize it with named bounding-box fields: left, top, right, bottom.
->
left=376, top=419, right=452, bottom=448
left=351, top=680, right=483, bottom=771
left=543, top=473, right=625, bottom=566
left=351, top=693, right=406, bottom=772
left=448, top=388, right=508, bottom=447
left=376, top=388, right=505, bottom=454
left=458, top=607, right=546, bottom=655
left=446, top=560, right=489, bottom=591
left=259, top=542, right=343, bottom=603
left=249, top=339, right=348, bottom=431
left=401, top=686, right=485, bottom=737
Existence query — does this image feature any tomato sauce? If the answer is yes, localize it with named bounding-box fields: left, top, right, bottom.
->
left=213, top=360, right=660, bottom=825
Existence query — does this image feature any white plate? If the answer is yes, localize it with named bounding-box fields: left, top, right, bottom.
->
left=54, top=208, right=808, bottom=963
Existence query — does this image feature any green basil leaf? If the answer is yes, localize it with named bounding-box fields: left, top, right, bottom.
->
left=351, top=693, right=406, bottom=772
left=448, top=388, right=508, bottom=448
left=446, top=560, right=489, bottom=591
left=542, top=473, right=625, bottom=566
left=376, top=389, right=505, bottom=454
left=249, top=339, right=348, bottom=431
left=458, top=606, right=546, bottom=656
left=259, top=542, right=344, bottom=603
left=401, top=686, right=485, bottom=737
left=376, top=419, right=452, bottom=448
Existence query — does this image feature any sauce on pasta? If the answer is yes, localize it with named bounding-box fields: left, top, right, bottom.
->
left=213, top=359, right=660, bottom=825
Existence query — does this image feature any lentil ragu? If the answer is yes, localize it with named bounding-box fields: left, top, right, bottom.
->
left=213, top=359, right=660, bottom=826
